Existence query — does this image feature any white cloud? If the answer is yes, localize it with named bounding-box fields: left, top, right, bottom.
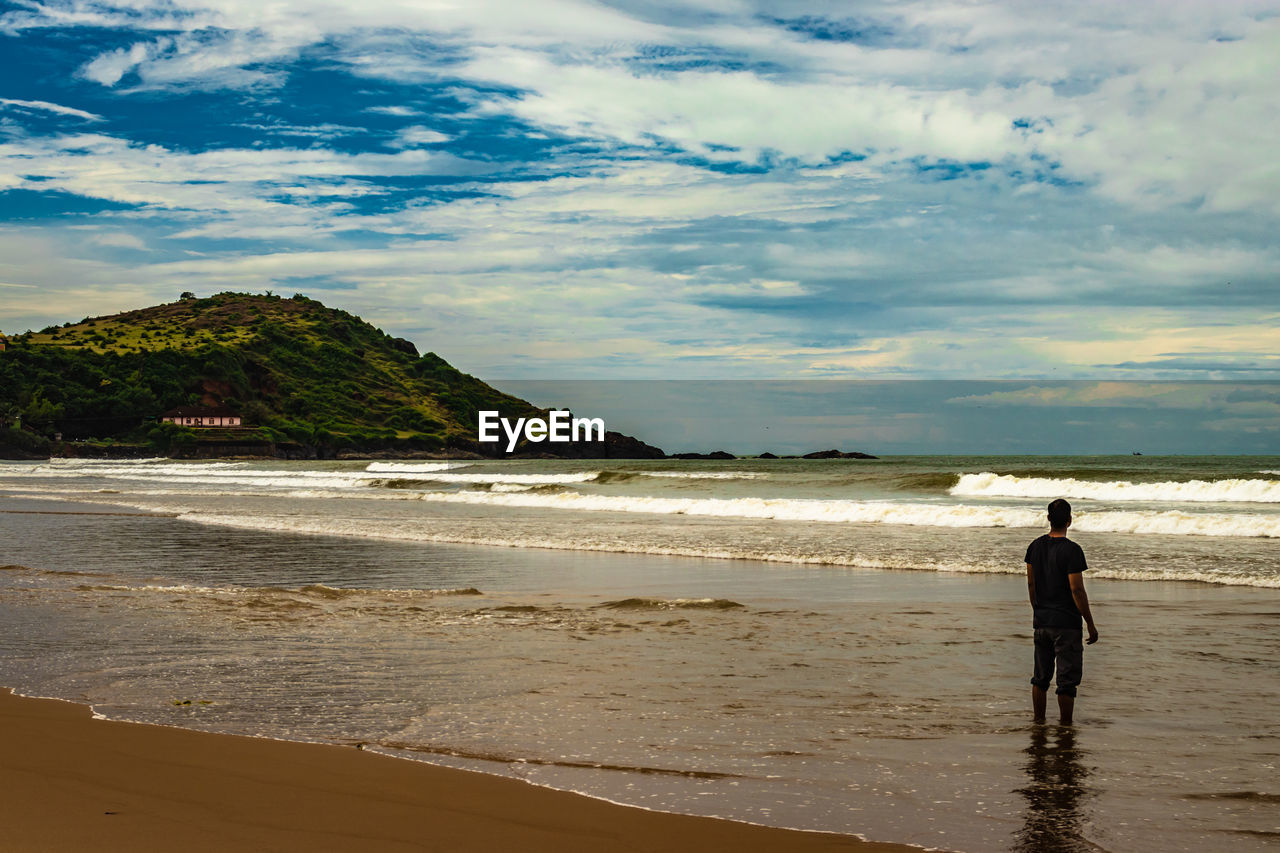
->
left=87, top=231, right=149, bottom=249
left=390, top=125, right=452, bottom=147
left=80, top=30, right=297, bottom=89
left=0, top=98, right=102, bottom=121
left=365, top=105, right=421, bottom=117
left=0, top=130, right=494, bottom=224
left=235, top=122, right=363, bottom=139
left=81, top=40, right=159, bottom=86
left=6, top=0, right=1277, bottom=210
left=460, top=49, right=1020, bottom=164
left=1089, top=244, right=1279, bottom=282
left=946, top=382, right=1280, bottom=417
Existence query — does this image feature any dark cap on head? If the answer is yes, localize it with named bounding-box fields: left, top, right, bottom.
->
left=1048, top=498, right=1072, bottom=529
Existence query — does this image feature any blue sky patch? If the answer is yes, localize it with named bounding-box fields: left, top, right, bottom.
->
left=0, top=188, right=141, bottom=219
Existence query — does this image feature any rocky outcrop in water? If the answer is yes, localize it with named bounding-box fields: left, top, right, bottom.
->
left=801, top=449, right=878, bottom=459
left=670, top=450, right=736, bottom=460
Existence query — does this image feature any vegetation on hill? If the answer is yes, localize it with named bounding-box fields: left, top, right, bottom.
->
left=0, top=292, right=549, bottom=457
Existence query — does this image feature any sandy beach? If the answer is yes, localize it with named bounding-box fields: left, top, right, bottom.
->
left=0, top=688, right=916, bottom=852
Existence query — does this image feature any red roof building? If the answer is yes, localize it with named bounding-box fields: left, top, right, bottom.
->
left=161, top=406, right=242, bottom=427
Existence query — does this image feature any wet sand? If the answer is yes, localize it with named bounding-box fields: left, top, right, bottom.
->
left=0, top=689, right=919, bottom=853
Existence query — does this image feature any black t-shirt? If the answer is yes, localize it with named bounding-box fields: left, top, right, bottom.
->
left=1025, top=534, right=1088, bottom=629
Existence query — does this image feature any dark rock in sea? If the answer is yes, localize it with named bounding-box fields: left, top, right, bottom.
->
left=563, top=430, right=666, bottom=459
left=473, top=430, right=665, bottom=460
left=671, top=450, right=737, bottom=460
left=599, top=431, right=668, bottom=459
left=757, top=452, right=778, bottom=459
left=801, top=449, right=879, bottom=459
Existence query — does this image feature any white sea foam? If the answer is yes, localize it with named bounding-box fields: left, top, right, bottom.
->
left=95, top=472, right=376, bottom=490
left=951, top=472, right=1280, bottom=503
left=10, top=463, right=348, bottom=482
left=406, top=489, right=1042, bottom=526
left=389, top=490, right=1279, bottom=537
left=393, top=472, right=600, bottom=485
left=38, top=457, right=173, bottom=466
left=179, top=511, right=1280, bottom=588
left=364, top=462, right=459, bottom=473
left=1074, top=510, right=1279, bottom=537
left=0, top=462, right=597, bottom=489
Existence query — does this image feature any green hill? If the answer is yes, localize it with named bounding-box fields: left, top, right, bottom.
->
left=0, top=292, right=661, bottom=459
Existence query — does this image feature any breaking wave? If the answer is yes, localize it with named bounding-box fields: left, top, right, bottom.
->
left=6, top=463, right=377, bottom=490
left=37, top=457, right=173, bottom=466
left=364, top=462, right=460, bottom=474
left=380, top=472, right=601, bottom=486
left=951, top=472, right=1280, bottom=503
left=382, top=489, right=1278, bottom=537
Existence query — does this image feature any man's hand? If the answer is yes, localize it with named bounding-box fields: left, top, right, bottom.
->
left=1069, top=573, right=1097, bottom=644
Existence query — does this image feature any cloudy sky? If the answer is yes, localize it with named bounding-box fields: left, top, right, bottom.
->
left=1, top=0, right=1277, bottom=385
left=496, top=380, right=1279, bottom=454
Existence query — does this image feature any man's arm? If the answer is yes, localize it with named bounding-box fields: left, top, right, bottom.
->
left=1068, top=572, right=1099, bottom=644
left=1025, top=562, right=1036, bottom=607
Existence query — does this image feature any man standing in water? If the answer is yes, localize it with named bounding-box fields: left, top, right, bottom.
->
left=1026, top=499, right=1099, bottom=724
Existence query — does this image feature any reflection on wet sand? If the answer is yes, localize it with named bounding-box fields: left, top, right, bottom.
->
left=1013, top=725, right=1095, bottom=852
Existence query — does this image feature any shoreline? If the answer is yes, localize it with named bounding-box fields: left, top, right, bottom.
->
left=0, top=688, right=922, bottom=852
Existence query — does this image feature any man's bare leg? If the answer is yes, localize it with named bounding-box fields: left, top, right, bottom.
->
left=1057, top=693, right=1075, bottom=725
left=1032, top=686, right=1047, bottom=722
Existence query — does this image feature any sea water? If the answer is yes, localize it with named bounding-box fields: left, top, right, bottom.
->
left=0, top=456, right=1276, bottom=851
